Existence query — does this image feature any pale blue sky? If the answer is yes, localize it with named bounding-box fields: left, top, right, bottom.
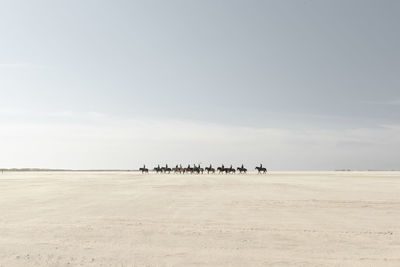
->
left=1, top=0, right=399, bottom=170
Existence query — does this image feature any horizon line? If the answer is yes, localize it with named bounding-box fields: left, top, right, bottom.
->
left=1, top=168, right=399, bottom=172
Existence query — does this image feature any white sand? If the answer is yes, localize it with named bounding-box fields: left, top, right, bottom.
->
left=0, top=171, right=399, bottom=266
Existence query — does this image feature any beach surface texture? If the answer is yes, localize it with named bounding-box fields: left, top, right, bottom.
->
left=1, top=171, right=399, bottom=266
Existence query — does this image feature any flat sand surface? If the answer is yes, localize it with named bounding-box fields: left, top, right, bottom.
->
left=1, top=171, right=400, bottom=266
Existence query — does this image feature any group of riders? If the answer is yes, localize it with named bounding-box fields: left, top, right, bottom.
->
left=139, top=164, right=267, bottom=174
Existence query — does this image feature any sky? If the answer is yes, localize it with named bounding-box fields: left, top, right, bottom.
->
left=0, top=0, right=399, bottom=170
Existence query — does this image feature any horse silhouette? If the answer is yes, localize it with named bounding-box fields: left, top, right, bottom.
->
left=173, top=164, right=184, bottom=174
left=193, top=164, right=204, bottom=174
left=139, top=165, right=149, bottom=173
left=255, top=164, right=267, bottom=174
left=162, top=164, right=171, bottom=174
left=153, top=164, right=162, bottom=173
left=227, top=165, right=236, bottom=174
left=217, top=165, right=229, bottom=174
left=237, top=164, right=247, bottom=174
left=184, top=164, right=194, bottom=174
left=205, top=164, right=215, bottom=174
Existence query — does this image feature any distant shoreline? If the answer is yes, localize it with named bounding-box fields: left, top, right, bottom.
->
left=0, top=168, right=135, bottom=172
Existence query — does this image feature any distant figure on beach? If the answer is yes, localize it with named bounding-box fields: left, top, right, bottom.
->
left=228, top=165, right=235, bottom=174
left=205, top=164, right=215, bottom=174
left=173, top=165, right=183, bottom=174
left=255, top=164, right=267, bottom=174
left=217, top=164, right=227, bottom=174
left=237, top=164, right=247, bottom=174
left=139, top=165, right=149, bottom=173
left=153, top=164, right=162, bottom=173
left=163, top=164, right=171, bottom=173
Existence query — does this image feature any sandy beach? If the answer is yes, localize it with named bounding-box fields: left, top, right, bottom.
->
left=0, top=171, right=399, bottom=266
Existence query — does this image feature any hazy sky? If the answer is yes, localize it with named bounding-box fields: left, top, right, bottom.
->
left=1, top=0, right=399, bottom=170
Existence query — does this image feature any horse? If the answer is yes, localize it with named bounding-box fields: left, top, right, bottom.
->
left=139, top=165, right=149, bottom=173
left=217, top=165, right=228, bottom=174
left=153, top=165, right=162, bottom=173
left=184, top=164, right=193, bottom=174
left=237, top=165, right=247, bottom=174
left=173, top=165, right=183, bottom=174
left=193, top=164, right=204, bottom=174
left=205, top=164, right=215, bottom=174
left=198, top=164, right=204, bottom=174
left=255, top=164, right=267, bottom=174
left=162, top=164, right=171, bottom=174
left=227, top=165, right=236, bottom=174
